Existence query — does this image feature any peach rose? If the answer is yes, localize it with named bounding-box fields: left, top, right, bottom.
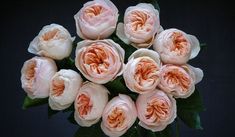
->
left=49, top=69, right=83, bottom=110
left=136, top=89, right=176, bottom=132
left=158, top=64, right=203, bottom=98
left=153, top=28, right=200, bottom=64
left=75, top=39, right=124, bottom=84
left=28, top=24, right=74, bottom=60
left=21, top=57, right=57, bottom=99
left=74, top=0, right=118, bottom=39
left=74, top=82, right=109, bottom=127
left=101, top=94, right=137, bottom=137
left=123, top=49, right=161, bottom=94
left=116, top=3, right=162, bottom=48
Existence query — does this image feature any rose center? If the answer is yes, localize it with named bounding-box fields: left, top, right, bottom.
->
left=77, top=94, right=93, bottom=117
left=130, top=11, right=150, bottom=31
left=85, top=5, right=104, bottom=17
left=170, top=32, right=189, bottom=55
left=52, top=79, right=65, bottom=96
left=25, top=60, right=36, bottom=89
left=42, top=29, right=59, bottom=41
left=107, top=107, right=126, bottom=128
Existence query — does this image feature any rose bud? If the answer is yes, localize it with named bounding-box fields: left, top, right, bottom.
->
left=158, top=64, right=203, bottom=98
left=28, top=24, right=74, bottom=60
left=153, top=28, right=200, bottom=64
left=21, top=57, right=57, bottom=99
left=74, top=82, right=109, bottom=127
left=116, top=3, right=162, bottom=48
left=74, top=0, right=118, bottom=40
left=136, top=89, right=176, bottom=132
left=49, top=69, right=83, bottom=110
left=101, top=94, right=137, bottom=137
left=123, top=49, right=161, bottom=94
left=75, top=39, right=124, bottom=84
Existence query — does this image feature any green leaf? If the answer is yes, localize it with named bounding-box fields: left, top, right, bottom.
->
left=48, top=106, right=59, bottom=119
left=200, top=43, right=207, bottom=50
left=138, top=0, right=160, bottom=11
left=55, top=57, right=76, bottom=70
left=122, top=126, right=138, bottom=137
left=74, top=121, right=103, bottom=137
left=22, top=96, right=48, bottom=110
left=105, top=76, right=128, bottom=96
left=155, top=124, right=172, bottom=137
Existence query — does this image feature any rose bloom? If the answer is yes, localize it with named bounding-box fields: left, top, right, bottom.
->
left=153, top=28, right=200, bottom=64
left=49, top=69, right=82, bottom=110
left=136, top=89, right=176, bottom=132
left=21, top=57, right=57, bottom=99
left=74, top=0, right=118, bottom=39
left=74, top=82, right=109, bottom=127
left=158, top=64, right=203, bottom=98
left=116, top=3, right=161, bottom=48
left=123, top=49, right=161, bottom=94
left=75, top=39, right=124, bottom=84
left=28, top=24, right=74, bottom=60
left=101, top=94, right=137, bottom=137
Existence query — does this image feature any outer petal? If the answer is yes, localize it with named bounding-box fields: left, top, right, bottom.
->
left=188, top=34, right=200, bottom=59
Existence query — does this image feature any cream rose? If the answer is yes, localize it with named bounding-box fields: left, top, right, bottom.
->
left=74, top=82, right=109, bottom=127
left=74, top=0, right=118, bottom=40
left=123, top=49, right=161, bottom=94
left=136, top=89, right=176, bottom=132
left=21, top=57, right=57, bottom=99
left=116, top=3, right=161, bottom=48
left=49, top=69, right=83, bottom=110
left=28, top=24, right=74, bottom=60
left=158, top=64, right=203, bottom=98
left=75, top=39, right=124, bottom=84
left=101, top=94, right=137, bottom=137
left=153, top=28, right=200, bottom=64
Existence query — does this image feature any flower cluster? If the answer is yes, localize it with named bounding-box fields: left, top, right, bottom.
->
left=21, top=0, right=203, bottom=137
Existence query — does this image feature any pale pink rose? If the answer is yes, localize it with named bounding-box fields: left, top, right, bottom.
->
left=74, top=82, right=109, bottom=127
left=21, top=57, right=57, bottom=99
left=123, top=49, right=161, bottom=94
left=74, top=0, right=118, bottom=40
left=116, top=3, right=162, bottom=48
left=136, top=89, right=176, bottom=132
left=101, top=94, right=137, bottom=137
left=153, top=28, right=200, bottom=64
left=158, top=64, right=203, bottom=98
left=49, top=69, right=83, bottom=110
left=75, top=39, right=124, bottom=84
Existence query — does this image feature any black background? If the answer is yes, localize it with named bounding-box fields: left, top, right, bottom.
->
left=1, top=0, right=235, bottom=137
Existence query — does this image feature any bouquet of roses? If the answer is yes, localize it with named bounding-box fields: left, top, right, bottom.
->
left=20, top=0, right=205, bottom=136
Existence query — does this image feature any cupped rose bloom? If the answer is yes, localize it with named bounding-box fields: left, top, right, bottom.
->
left=101, top=94, right=137, bottom=137
left=75, top=39, right=124, bottom=84
left=136, top=89, right=176, bottom=132
left=123, top=49, right=161, bottom=94
left=74, top=82, right=109, bottom=127
left=116, top=3, right=162, bottom=48
left=158, top=64, right=203, bottom=98
left=21, top=57, right=57, bottom=99
left=74, top=0, right=118, bottom=40
left=28, top=24, right=74, bottom=60
left=153, top=28, right=200, bottom=64
left=49, top=69, right=83, bottom=110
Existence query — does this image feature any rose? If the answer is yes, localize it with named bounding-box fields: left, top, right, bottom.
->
left=153, top=28, right=200, bottom=64
left=28, top=24, right=74, bottom=60
left=21, top=57, right=57, bottom=99
left=75, top=39, right=124, bottom=84
left=116, top=3, right=162, bottom=48
left=158, top=64, right=203, bottom=98
left=136, top=89, right=176, bottom=132
left=49, top=69, right=82, bottom=110
left=74, top=82, right=109, bottom=127
left=74, top=0, right=118, bottom=40
left=123, top=49, right=161, bottom=94
left=101, top=94, right=137, bottom=137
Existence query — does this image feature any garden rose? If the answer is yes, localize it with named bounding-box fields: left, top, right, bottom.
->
left=75, top=39, right=124, bottom=84
left=123, top=49, right=161, bottom=94
left=49, top=69, right=82, bottom=110
left=74, top=82, right=109, bottom=127
left=74, top=0, right=118, bottom=39
left=136, top=89, right=176, bottom=132
left=116, top=3, right=161, bottom=48
left=28, top=24, right=74, bottom=60
left=21, top=57, right=57, bottom=99
left=153, top=28, right=200, bottom=64
left=101, top=94, right=137, bottom=137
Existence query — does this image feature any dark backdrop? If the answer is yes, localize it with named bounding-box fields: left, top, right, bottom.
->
left=1, top=0, right=234, bottom=137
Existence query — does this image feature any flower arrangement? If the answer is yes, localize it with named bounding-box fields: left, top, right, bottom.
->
left=20, top=0, right=205, bottom=137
